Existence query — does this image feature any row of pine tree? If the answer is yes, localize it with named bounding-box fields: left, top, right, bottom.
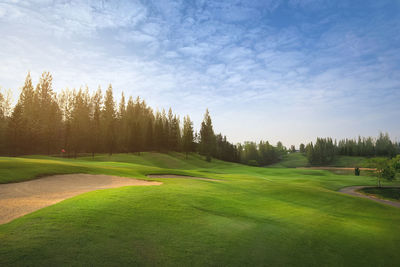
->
left=4, top=72, right=396, bottom=166
left=303, top=134, right=400, bottom=165
left=0, top=72, right=251, bottom=163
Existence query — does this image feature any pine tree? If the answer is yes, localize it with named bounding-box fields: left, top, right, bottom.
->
left=200, top=109, right=215, bottom=161
left=145, top=119, right=154, bottom=151
left=154, top=111, right=164, bottom=151
left=70, top=88, right=91, bottom=157
left=7, top=103, right=24, bottom=155
left=90, top=87, right=102, bottom=157
left=117, top=92, right=127, bottom=152
left=182, top=115, right=194, bottom=158
left=161, top=109, right=169, bottom=151
left=34, top=72, right=61, bottom=154
left=299, top=143, right=305, bottom=153
left=0, top=90, right=8, bottom=154
left=103, top=84, right=116, bottom=155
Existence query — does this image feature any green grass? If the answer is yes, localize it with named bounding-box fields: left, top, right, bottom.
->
left=1, top=153, right=400, bottom=266
left=268, top=153, right=372, bottom=168
left=359, top=187, right=400, bottom=202
left=329, top=156, right=369, bottom=167
left=268, top=152, right=309, bottom=168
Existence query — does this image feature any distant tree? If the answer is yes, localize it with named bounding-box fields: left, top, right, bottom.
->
left=161, top=109, right=169, bottom=151
left=242, top=142, right=259, bottom=165
left=182, top=115, right=194, bottom=158
left=145, top=119, right=154, bottom=151
left=15, top=73, right=35, bottom=154
left=305, top=142, right=315, bottom=165
left=305, top=138, right=335, bottom=165
left=392, top=155, right=400, bottom=172
left=154, top=111, right=164, bottom=151
left=117, top=92, right=127, bottom=152
left=168, top=109, right=181, bottom=151
left=199, top=109, right=215, bottom=161
left=103, top=84, right=116, bottom=155
left=0, top=89, right=11, bottom=154
left=290, top=145, right=296, bottom=153
left=35, top=72, right=61, bottom=154
left=276, top=141, right=285, bottom=152
left=371, top=158, right=396, bottom=187
left=299, top=143, right=305, bottom=153
left=90, top=87, right=102, bottom=157
left=376, top=132, right=396, bottom=157
left=70, top=88, right=91, bottom=157
left=58, top=89, right=73, bottom=156
left=7, top=103, right=24, bottom=155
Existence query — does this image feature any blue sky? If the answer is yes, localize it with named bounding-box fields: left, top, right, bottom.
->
left=0, top=0, right=399, bottom=146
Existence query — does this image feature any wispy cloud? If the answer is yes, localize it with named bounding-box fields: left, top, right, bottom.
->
left=0, top=0, right=399, bottom=145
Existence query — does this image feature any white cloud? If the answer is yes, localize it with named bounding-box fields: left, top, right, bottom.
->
left=0, top=0, right=398, bottom=145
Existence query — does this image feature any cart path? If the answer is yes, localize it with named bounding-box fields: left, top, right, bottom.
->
left=0, top=174, right=161, bottom=225
left=339, top=186, right=400, bottom=208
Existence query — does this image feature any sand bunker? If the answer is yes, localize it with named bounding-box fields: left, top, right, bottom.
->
left=147, top=174, right=218, bottom=181
left=0, top=174, right=161, bottom=224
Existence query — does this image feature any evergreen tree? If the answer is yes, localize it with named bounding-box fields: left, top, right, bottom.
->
left=34, top=72, right=61, bottom=154
left=17, top=73, right=36, bottom=153
left=90, top=87, right=102, bottom=157
left=154, top=111, right=164, bottom=151
left=117, top=92, right=127, bottom=152
left=0, top=90, right=9, bottom=154
left=7, top=103, right=24, bottom=155
left=70, top=88, right=91, bottom=157
left=199, top=109, right=215, bottom=161
left=145, top=119, right=154, bottom=151
left=161, top=109, right=169, bottom=151
left=169, top=114, right=181, bottom=151
left=299, top=143, right=305, bottom=153
left=182, top=115, right=194, bottom=158
left=103, top=84, right=116, bottom=155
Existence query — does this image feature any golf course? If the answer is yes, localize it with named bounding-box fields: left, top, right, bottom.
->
left=1, top=153, right=399, bottom=266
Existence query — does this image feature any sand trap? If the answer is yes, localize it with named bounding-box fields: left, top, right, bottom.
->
left=339, top=186, right=400, bottom=208
left=0, top=174, right=161, bottom=225
left=147, top=174, right=218, bottom=181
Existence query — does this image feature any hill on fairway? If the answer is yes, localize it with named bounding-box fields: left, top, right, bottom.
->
left=0, top=153, right=400, bottom=266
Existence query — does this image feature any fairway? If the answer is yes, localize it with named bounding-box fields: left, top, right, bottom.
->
left=0, top=174, right=161, bottom=224
left=0, top=153, right=399, bottom=266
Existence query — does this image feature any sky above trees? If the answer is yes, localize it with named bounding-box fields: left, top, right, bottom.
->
left=0, top=0, right=399, bottom=146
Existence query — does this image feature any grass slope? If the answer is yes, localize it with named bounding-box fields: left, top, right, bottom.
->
left=1, top=153, right=400, bottom=266
left=269, top=153, right=379, bottom=169
left=269, top=152, right=309, bottom=168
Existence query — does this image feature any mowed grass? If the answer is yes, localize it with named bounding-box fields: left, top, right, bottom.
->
left=268, top=153, right=370, bottom=168
left=1, top=153, right=400, bottom=266
left=269, top=152, right=309, bottom=168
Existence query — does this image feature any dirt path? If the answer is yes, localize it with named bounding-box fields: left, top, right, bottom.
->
left=298, top=167, right=376, bottom=171
left=147, top=174, right=218, bottom=181
left=0, top=174, right=161, bottom=225
left=339, top=186, right=400, bottom=208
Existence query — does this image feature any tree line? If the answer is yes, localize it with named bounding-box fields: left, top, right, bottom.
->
left=1, top=72, right=277, bottom=164
left=237, top=141, right=287, bottom=166
left=303, top=134, right=400, bottom=165
left=4, top=72, right=396, bottom=167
